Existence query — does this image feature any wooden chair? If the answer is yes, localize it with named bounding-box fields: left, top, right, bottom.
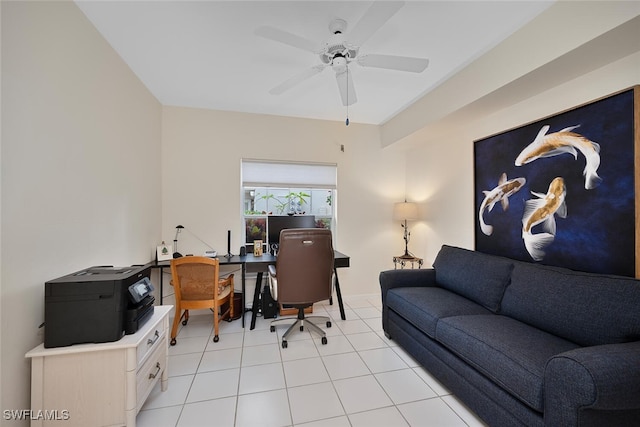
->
left=169, top=256, right=234, bottom=345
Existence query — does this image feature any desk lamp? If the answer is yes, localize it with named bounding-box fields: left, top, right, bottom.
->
left=393, top=201, right=418, bottom=260
left=173, top=225, right=184, bottom=258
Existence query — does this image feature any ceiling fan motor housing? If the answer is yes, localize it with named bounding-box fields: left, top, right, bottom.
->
left=319, top=19, right=358, bottom=66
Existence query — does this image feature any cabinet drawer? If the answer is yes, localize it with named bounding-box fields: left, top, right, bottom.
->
left=136, top=337, right=167, bottom=411
left=137, top=323, right=165, bottom=365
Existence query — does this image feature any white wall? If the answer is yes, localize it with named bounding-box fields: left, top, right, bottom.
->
left=161, top=106, right=406, bottom=299
left=1, top=1, right=162, bottom=417
left=404, top=51, right=640, bottom=267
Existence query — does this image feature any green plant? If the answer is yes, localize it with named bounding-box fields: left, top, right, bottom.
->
left=245, top=218, right=266, bottom=241
left=285, top=191, right=310, bottom=213
left=259, top=193, right=288, bottom=214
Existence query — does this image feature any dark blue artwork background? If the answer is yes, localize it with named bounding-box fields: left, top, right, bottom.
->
left=474, top=89, right=636, bottom=276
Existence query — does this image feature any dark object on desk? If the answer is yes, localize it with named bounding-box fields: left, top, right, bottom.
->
left=267, top=215, right=315, bottom=250
left=44, top=265, right=153, bottom=348
left=239, top=246, right=246, bottom=256
left=170, top=256, right=234, bottom=345
left=173, top=224, right=184, bottom=258
left=225, top=229, right=233, bottom=258
left=268, top=228, right=334, bottom=348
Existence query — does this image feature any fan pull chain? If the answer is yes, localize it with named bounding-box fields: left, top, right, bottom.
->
left=345, top=67, right=350, bottom=126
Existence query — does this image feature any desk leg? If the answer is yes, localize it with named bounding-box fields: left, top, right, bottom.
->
left=159, top=267, right=164, bottom=305
left=250, top=272, right=263, bottom=330
left=334, top=268, right=346, bottom=320
left=241, top=264, right=246, bottom=328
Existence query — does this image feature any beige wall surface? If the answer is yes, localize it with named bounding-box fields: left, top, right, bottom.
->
left=1, top=1, right=162, bottom=417
left=161, top=106, right=406, bottom=299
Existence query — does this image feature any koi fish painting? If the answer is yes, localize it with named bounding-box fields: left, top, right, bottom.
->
left=521, top=177, right=567, bottom=261
left=515, top=125, right=602, bottom=190
left=479, top=173, right=526, bottom=236
left=474, top=86, right=638, bottom=277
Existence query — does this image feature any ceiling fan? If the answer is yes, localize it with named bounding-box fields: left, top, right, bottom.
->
left=255, top=1, right=429, bottom=106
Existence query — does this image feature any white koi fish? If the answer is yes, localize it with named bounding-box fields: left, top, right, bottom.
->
left=515, top=125, right=602, bottom=189
left=522, top=177, right=567, bottom=261
left=479, top=173, right=526, bottom=236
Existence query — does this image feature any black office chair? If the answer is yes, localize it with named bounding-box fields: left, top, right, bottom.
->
left=268, top=228, right=334, bottom=348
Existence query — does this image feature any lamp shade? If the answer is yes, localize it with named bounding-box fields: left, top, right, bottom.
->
left=393, top=202, right=418, bottom=221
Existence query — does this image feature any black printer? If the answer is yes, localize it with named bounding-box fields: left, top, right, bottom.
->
left=44, top=264, right=155, bottom=348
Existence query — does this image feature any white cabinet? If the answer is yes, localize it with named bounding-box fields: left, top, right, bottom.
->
left=26, top=305, right=172, bottom=427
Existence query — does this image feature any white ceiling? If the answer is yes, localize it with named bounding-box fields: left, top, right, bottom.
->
left=76, top=1, right=553, bottom=125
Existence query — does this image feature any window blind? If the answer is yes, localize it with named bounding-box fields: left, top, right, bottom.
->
left=241, top=159, right=337, bottom=189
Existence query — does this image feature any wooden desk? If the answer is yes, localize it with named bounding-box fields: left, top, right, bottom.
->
left=151, top=250, right=350, bottom=329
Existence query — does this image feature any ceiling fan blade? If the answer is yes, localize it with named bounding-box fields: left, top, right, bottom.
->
left=269, top=65, right=326, bottom=95
left=255, top=26, right=318, bottom=53
left=335, top=68, right=357, bottom=106
left=358, top=54, right=429, bottom=73
left=347, top=1, right=405, bottom=48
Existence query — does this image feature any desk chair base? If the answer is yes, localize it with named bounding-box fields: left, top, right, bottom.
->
left=270, top=309, right=331, bottom=348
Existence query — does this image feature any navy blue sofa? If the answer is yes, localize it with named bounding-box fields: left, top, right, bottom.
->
left=380, top=245, right=640, bottom=426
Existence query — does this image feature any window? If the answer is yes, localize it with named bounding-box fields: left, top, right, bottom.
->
left=241, top=160, right=337, bottom=248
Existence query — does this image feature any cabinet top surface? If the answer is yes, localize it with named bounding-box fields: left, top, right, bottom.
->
left=25, top=305, right=173, bottom=358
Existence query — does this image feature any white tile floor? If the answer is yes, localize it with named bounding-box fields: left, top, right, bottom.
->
left=137, top=295, right=487, bottom=427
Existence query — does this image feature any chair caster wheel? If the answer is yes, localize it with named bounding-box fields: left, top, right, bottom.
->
left=170, top=338, right=176, bottom=346
left=282, top=340, right=288, bottom=349
left=321, top=337, right=328, bottom=345
left=300, top=326, right=304, bottom=331
left=270, top=325, right=275, bottom=333
left=213, top=335, right=219, bottom=343
left=182, top=320, right=188, bottom=326
left=326, top=321, right=332, bottom=328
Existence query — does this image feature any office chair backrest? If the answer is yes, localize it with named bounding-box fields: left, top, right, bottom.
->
left=276, top=228, right=334, bottom=305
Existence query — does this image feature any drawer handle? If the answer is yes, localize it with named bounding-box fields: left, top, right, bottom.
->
left=147, top=330, right=160, bottom=346
left=148, top=362, right=161, bottom=379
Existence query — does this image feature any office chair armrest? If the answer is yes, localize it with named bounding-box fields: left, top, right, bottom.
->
left=268, top=265, right=278, bottom=301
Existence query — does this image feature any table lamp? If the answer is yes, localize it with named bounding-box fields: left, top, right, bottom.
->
left=173, top=225, right=184, bottom=258
left=393, top=201, right=418, bottom=259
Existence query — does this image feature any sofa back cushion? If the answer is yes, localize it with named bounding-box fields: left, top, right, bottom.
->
left=433, top=245, right=513, bottom=312
left=501, top=262, right=640, bottom=346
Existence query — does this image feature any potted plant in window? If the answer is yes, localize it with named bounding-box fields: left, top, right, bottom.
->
left=285, top=191, right=310, bottom=215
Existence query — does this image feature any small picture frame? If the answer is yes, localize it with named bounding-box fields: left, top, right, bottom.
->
left=253, top=240, right=263, bottom=256
left=157, top=242, right=173, bottom=261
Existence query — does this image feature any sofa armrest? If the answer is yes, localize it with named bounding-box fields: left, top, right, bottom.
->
left=379, top=268, right=437, bottom=307
left=379, top=269, right=437, bottom=338
left=544, top=341, right=640, bottom=425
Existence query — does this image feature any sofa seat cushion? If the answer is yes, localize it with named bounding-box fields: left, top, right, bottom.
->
left=386, top=287, right=491, bottom=338
left=432, top=245, right=513, bottom=312
left=502, top=262, right=640, bottom=346
left=436, top=315, right=579, bottom=412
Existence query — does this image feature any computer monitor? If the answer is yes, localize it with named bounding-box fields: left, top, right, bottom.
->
left=267, top=215, right=316, bottom=250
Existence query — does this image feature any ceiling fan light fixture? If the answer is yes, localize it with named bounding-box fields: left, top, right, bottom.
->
left=332, top=56, right=347, bottom=73
left=255, top=1, right=428, bottom=107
